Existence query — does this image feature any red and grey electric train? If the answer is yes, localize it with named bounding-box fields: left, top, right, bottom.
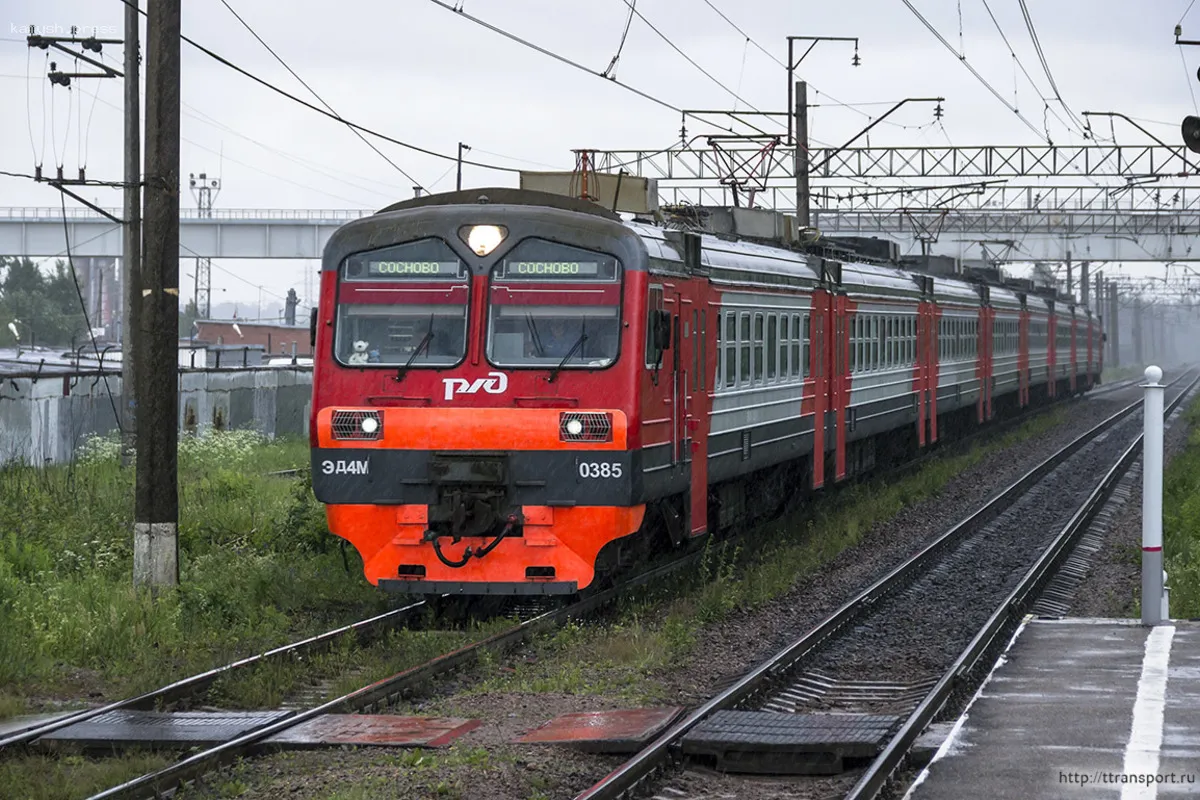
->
left=309, top=188, right=1103, bottom=596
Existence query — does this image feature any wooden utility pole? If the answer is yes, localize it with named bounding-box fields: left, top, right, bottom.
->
left=795, top=81, right=810, bottom=229
left=121, top=0, right=141, bottom=468
left=134, top=0, right=181, bottom=591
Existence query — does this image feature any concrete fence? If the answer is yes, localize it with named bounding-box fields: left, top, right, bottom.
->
left=0, top=367, right=313, bottom=466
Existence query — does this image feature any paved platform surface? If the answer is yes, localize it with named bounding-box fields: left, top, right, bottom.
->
left=907, top=618, right=1200, bottom=799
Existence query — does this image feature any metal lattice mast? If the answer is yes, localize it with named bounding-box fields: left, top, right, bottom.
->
left=189, top=172, right=220, bottom=317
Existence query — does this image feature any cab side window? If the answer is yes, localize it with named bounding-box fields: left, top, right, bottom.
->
left=645, top=285, right=664, bottom=367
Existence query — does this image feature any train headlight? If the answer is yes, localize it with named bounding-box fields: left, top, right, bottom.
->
left=462, top=224, right=507, bottom=256
left=559, top=412, right=613, bottom=443
left=331, top=410, right=383, bottom=441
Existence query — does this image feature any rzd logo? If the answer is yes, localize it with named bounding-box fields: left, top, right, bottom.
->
left=443, top=371, right=508, bottom=401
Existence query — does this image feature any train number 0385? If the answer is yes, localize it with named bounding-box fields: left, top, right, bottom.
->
left=578, top=461, right=623, bottom=479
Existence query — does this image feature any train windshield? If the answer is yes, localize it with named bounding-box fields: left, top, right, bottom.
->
left=486, top=239, right=622, bottom=369
left=334, top=238, right=468, bottom=367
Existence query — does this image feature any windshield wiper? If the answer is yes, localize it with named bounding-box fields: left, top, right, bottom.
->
left=525, top=314, right=545, bottom=355
left=546, top=333, right=587, bottom=384
left=392, top=314, right=435, bottom=384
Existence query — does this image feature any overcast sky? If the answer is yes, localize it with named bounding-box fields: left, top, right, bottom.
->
left=2, top=0, right=1198, bottom=310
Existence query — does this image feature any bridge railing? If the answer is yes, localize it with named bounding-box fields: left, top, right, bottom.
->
left=0, top=207, right=376, bottom=221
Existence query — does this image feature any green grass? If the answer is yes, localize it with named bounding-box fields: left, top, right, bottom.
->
left=0, top=429, right=394, bottom=719
left=1161, top=397, right=1200, bottom=618
left=169, top=744, right=519, bottom=800
left=1103, top=365, right=1144, bottom=383
left=456, top=407, right=1069, bottom=701
left=207, top=616, right=516, bottom=710
left=0, top=753, right=171, bottom=800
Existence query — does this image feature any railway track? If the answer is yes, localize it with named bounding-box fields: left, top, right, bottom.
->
left=574, top=368, right=1200, bottom=800
left=0, top=600, right=431, bottom=756
left=51, top=377, right=1141, bottom=799
left=81, top=548, right=710, bottom=800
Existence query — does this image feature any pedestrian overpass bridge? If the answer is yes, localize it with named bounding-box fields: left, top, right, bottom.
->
left=1, top=192, right=1198, bottom=263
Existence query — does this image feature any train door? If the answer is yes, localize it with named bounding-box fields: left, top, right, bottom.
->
left=668, top=289, right=707, bottom=537
left=685, top=302, right=708, bottom=536
left=1047, top=312, right=1057, bottom=398
left=980, top=304, right=993, bottom=422
left=927, top=302, right=941, bottom=443
left=1017, top=302, right=1029, bottom=407
left=1086, top=314, right=1094, bottom=388
left=809, top=291, right=828, bottom=489
left=916, top=287, right=936, bottom=450
left=831, top=293, right=849, bottom=481
left=1069, top=314, right=1078, bottom=393
left=915, top=306, right=927, bottom=447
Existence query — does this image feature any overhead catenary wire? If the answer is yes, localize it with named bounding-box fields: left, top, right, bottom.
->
left=113, top=0, right=524, bottom=175
left=424, top=0, right=785, bottom=141
left=217, top=0, right=427, bottom=190
left=1016, top=0, right=1088, bottom=137
left=979, top=0, right=1081, bottom=140
left=602, top=0, right=636, bottom=78
left=58, top=190, right=123, bottom=433
left=699, top=0, right=921, bottom=131
left=617, top=0, right=769, bottom=114
left=900, top=0, right=1050, bottom=143
left=1181, top=0, right=1199, bottom=25
left=1181, top=47, right=1199, bottom=116
left=426, top=0, right=680, bottom=114
left=10, top=83, right=399, bottom=207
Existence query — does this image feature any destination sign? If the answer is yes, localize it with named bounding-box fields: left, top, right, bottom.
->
left=366, top=260, right=462, bottom=278
left=504, top=261, right=602, bottom=277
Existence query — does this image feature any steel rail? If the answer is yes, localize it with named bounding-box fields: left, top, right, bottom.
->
left=0, top=599, right=427, bottom=754
left=47, top=373, right=1123, bottom=793
left=845, top=368, right=1200, bottom=800
left=10, top=379, right=1101, bottom=758
left=869, top=377, right=1134, bottom=489
left=574, top=369, right=1197, bottom=800
left=84, top=546, right=707, bottom=800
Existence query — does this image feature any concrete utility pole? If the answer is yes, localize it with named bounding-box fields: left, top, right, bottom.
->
left=795, top=80, right=810, bottom=229
left=1133, top=296, right=1144, bottom=365
left=1081, top=261, right=1089, bottom=306
left=134, top=0, right=181, bottom=592
left=1141, top=365, right=1168, bottom=625
left=456, top=142, right=470, bottom=191
left=121, top=2, right=141, bottom=468
left=1109, top=280, right=1121, bottom=367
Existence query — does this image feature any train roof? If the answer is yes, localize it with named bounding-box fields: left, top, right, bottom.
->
left=632, top=221, right=822, bottom=286
left=367, top=188, right=1095, bottom=314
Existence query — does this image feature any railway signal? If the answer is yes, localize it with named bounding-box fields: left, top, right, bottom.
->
left=1183, top=115, right=1200, bottom=154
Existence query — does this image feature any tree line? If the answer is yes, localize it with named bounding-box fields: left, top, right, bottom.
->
left=0, top=257, right=91, bottom=349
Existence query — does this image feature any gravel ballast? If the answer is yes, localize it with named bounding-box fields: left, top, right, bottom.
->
left=178, top=383, right=1165, bottom=800
left=1070, top=390, right=1198, bottom=618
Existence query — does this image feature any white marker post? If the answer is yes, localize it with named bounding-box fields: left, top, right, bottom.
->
left=1142, top=365, right=1166, bottom=626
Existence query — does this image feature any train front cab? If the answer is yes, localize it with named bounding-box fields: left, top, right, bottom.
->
left=309, top=192, right=658, bottom=596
